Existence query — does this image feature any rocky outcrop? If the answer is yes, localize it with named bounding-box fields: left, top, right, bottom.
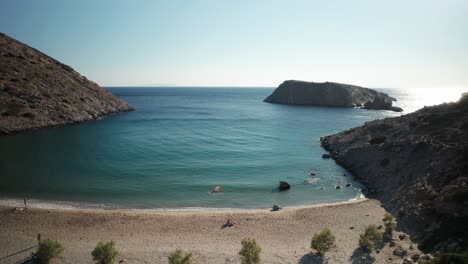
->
left=321, top=94, right=468, bottom=252
left=279, top=181, right=291, bottom=191
left=0, top=33, right=134, bottom=135
left=264, top=80, right=402, bottom=112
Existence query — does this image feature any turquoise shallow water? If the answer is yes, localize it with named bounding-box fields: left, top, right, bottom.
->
left=0, top=87, right=464, bottom=209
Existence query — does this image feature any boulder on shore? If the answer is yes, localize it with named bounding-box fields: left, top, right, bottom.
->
left=264, top=80, right=402, bottom=112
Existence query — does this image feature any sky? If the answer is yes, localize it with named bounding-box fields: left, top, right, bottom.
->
left=1, top=0, right=467, bottom=88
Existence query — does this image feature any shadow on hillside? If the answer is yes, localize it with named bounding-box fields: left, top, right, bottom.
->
left=298, top=253, right=327, bottom=264
left=349, top=248, right=375, bottom=264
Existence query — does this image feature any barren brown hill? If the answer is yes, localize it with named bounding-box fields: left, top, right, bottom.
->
left=321, top=94, right=468, bottom=253
left=0, top=33, right=134, bottom=135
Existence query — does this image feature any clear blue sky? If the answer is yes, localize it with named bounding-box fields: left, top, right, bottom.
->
left=1, top=0, right=467, bottom=88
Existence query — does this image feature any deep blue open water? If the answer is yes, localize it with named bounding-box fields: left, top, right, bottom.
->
left=0, top=87, right=464, bottom=209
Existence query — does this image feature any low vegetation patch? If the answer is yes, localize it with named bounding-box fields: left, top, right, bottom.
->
left=5, top=101, right=25, bottom=115
left=37, top=239, right=64, bottom=264
left=91, top=241, right=118, bottom=264
left=311, top=228, right=336, bottom=256
left=359, top=225, right=383, bottom=251
left=382, top=213, right=396, bottom=235
left=239, top=238, right=261, bottom=264
left=168, top=249, right=192, bottom=264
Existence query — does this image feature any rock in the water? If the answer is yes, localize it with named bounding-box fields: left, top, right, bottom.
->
left=0, top=33, right=134, bottom=135
left=345, top=183, right=351, bottom=187
left=279, top=181, right=291, bottom=191
left=272, top=204, right=282, bottom=211
left=363, top=94, right=403, bottom=112
left=263, top=80, right=402, bottom=112
left=335, top=186, right=341, bottom=189
left=211, top=185, right=223, bottom=193
left=322, top=153, right=332, bottom=159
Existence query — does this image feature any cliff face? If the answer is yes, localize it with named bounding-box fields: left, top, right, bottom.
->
left=264, top=80, right=403, bottom=112
left=321, top=94, right=468, bottom=252
left=0, top=33, right=134, bottom=135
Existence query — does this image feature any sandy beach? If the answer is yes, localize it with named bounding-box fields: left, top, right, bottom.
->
left=0, top=199, right=422, bottom=264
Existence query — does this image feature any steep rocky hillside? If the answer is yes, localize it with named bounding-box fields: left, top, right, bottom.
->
left=321, top=94, right=468, bottom=253
left=264, top=80, right=403, bottom=112
left=0, top=33, right=134, bottom=135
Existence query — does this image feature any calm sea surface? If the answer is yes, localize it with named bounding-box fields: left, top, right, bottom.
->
left=0, top=87, right=464, bottom=209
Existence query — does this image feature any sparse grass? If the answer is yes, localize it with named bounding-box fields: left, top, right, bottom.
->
left=427, top=191, right=439, bottom=200
left=91, top=241, right=118, bottom=264
left=239, top=238, right=261, bottom=264
left=37, top=239, right=64, bottom=264
left=311, top=228, right=336, bottom=256
left=168, top=249, right=192, bottom=264
left=5, top=101, right=25, bottom=115
left=343, top=128, right=355, bottom=134
left=72, top=81, right=82, bottom=90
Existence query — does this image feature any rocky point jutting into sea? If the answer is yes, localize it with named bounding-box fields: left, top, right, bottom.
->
left=0, top=33, right=134, bottom=135
left=264, top=80, right=403, bottom=112
left=321, top=93, right=468, bottom=254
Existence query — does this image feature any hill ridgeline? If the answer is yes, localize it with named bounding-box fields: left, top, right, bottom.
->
left=0, top=33, right=134, bottom=135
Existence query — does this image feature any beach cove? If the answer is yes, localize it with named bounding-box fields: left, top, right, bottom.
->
left=0, top=199, right=423, bottom=264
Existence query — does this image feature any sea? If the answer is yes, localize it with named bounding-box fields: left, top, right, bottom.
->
left=0, top=87, right=465, bottom=210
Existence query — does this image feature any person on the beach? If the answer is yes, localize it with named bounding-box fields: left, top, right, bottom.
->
left=23, top=198, right=28, bottom=209
left=222, top=219, right=234, bottom=228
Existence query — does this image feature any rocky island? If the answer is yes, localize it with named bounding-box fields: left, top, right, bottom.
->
left=264, top=80, right=403, bottom=112
left=321, top=93, right=468, bottom=254
left=0, top=33, right=134, bottom=135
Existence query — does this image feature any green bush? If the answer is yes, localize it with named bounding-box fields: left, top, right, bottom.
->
left=311, top=228, right=336, bottom=255
left=37, top=239, right=64, bottom=264
left=239, top=238, right=262, bottom=264
left=168, top=249, right=192, bottom=264
left=91, top=241, right=118, bottom=264
left=359, top=234, right=373, bottom=250
left=382, top=212, right=396, bottom=235
left=359, top=225, right=383, bottom=251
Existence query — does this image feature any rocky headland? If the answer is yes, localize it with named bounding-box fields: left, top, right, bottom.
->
left=0, top=33, right=134, bottom=135
left=321, top=93, right=468, bottom=254
left=264, top=80, right=403, bottom=112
